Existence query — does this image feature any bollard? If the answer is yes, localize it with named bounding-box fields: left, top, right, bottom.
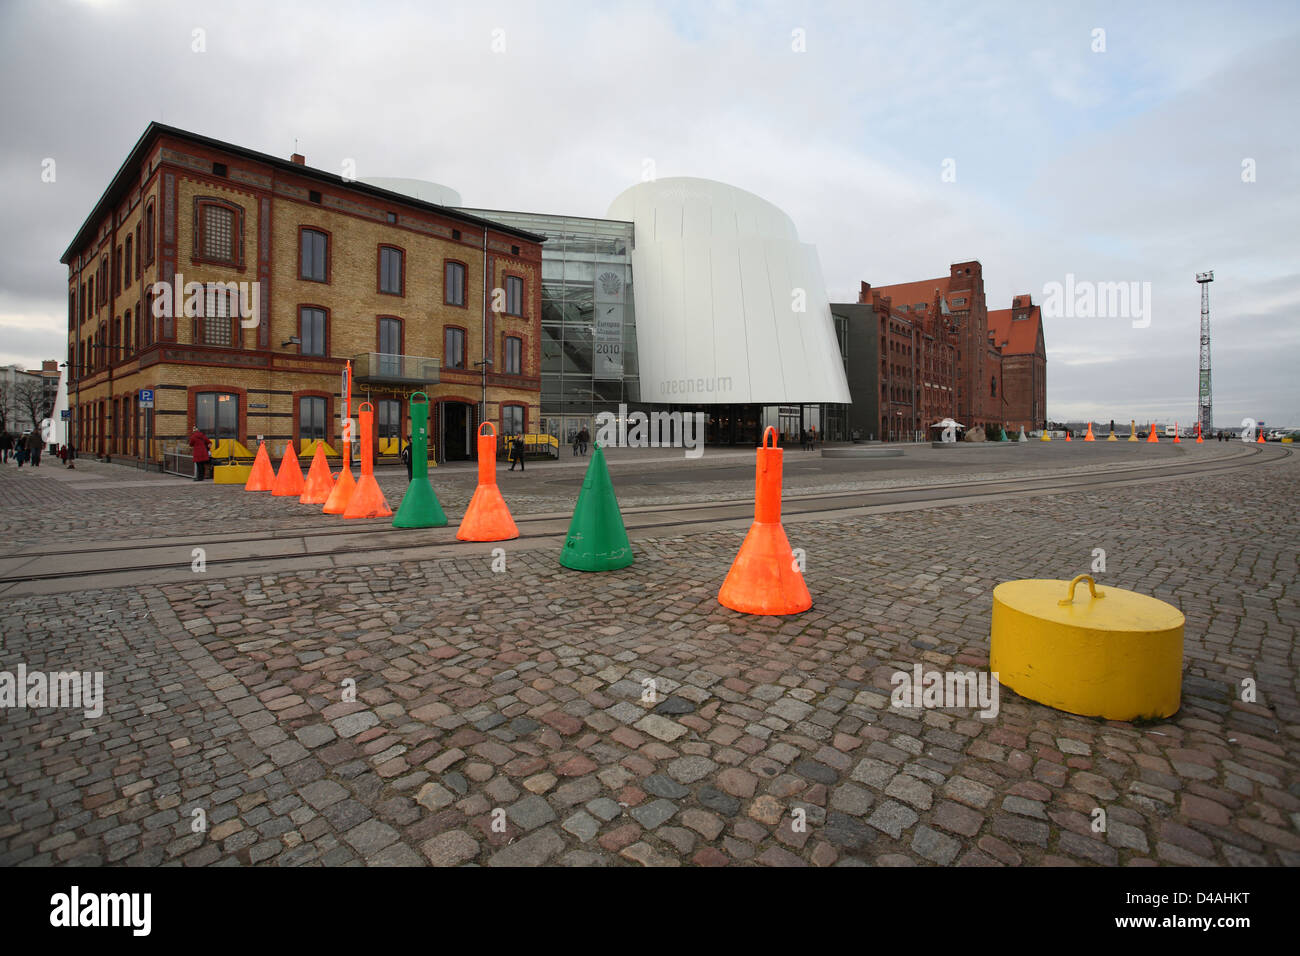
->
left=299, top=443, right=336, bottom=504
left=271, top=440, right=305, bottom=496
left=1084, top=422, right=1095, bottom=441
left=560, top=442, right=633, bottom=571
left=456, top=422, right=518, bottom=541
left=323, top=425, right=357, bottom=514
left=718, top=427, right=811, bottom=615
left=343, top=402, right=392, bottom=518
left=393, top=392, right=447, bottom=528
left=1147, top=422, right=1159, bottom=443
left=244, top=440, right=275, bottom=491
left=991, top=574, right=1184, bottom=720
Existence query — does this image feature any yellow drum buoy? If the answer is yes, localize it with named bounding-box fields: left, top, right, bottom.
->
left=990, top=574, right=1184, bottom=721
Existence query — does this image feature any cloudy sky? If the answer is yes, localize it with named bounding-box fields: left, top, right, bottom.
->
left=2, top=0, right=1297, bottom=427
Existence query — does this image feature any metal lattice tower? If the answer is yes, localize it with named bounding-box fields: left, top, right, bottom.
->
left=1196, top=271, right=1214, bottom=435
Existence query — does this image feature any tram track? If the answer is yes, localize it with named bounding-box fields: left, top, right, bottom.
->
left=0, top=443, right=1286, bottom=596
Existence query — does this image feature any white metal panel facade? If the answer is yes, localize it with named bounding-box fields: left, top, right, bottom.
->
left=607, top=177, right=851, bottom=405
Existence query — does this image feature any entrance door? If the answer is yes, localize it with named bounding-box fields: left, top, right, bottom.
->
left=440, top=401, right=474, bottom=461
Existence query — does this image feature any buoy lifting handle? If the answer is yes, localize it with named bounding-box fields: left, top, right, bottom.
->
left=1058, top=574, right=1105, bottom=607
left=359, top=401, right=374, bottom=413
left=411, top=391, right=429, bottom=406
left=479, top=422, right=496, bottom=437
left=763, top=426, right=778, bottom=449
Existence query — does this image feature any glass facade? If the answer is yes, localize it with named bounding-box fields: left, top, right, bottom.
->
left=458, top=210, right=640, bottom=446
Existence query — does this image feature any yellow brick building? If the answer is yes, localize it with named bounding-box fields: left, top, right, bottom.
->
left=61, top=123, right=544, bottom=466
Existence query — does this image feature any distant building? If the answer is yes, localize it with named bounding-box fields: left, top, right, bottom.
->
left=987, top=294, right=1047, bottom=434
left=837, top=262, right=1048, bottom=439
left=832, top=286, right=958, bottom=442
left=0, top=364, right=46, bottom=434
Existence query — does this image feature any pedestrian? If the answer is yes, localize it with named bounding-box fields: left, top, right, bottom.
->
left=400, top=434, right=413, bottom=482
left=0, top=432, right=10, bottom=464
left=799, top=428, right=808, bottom=451
left=188, top=426, right=211, bottom=481
left=809, top=426, right=817, bottom=449
left=15, top=437, right=27, bottom=467
left=509, top=433, right=525, bottom=471
left=571, top=428, right=580, bottom=457
left=26, top=430, right=42, bottom=467
left=578, top=427, right=589, bottom=456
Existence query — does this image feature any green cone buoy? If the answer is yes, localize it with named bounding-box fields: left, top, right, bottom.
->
left=393, top=392, right=448, bottom=528
left=560, top=442, right=633, bottom=571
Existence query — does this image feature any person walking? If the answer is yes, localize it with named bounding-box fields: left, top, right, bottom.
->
left=509, top=433, right=526, bottom=471
left=0, top=432, right=11, bottom=464
left=400, top=434, right=413, bottom=482
left=188, top=426, right=212, bottom=481
left=577, top=427, right=589, bottom=456
left=26, top=429, right=42, bottom=467
left=15, top=435, right=27, bottom=467
left=571, top=428, right=580, bottom=457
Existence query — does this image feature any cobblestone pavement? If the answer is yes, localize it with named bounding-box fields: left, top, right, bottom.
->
left=0, top=448, right=1295, bottom=866
left=0, top=441, right=1248, bottom=553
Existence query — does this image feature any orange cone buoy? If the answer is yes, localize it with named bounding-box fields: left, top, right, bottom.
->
left=718, top=427, right=811, bottom=616
left=1147, top=423, right=1159, bottom=443
left=271, top=442, right=306, bottom=496
left=1173, top=422, right=1181, bottom=444
left=299, top=443, right=336, bottom=504
left=323, top=427, right=357, bottom=515
left=1084, top=422, right=1095, bottom=441
left=456, top=422, right=518, bottom=541
left=343, top=402, right=392, bottom=519
left=245, top=441, right=276, bottom=491
left=1196, top=422, right=1203, bottom=444
left=1257, top=430, right=1265, bottom=444
left=1065, top=431, right=1072, bottom=442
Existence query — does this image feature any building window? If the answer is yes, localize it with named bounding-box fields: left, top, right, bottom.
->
left=990, top=376, right=997, bottom=397
left=144, top=202, right=155, bottom=266
left=123, top=236, right=132, bottom=288
left=377, top=399, right=401, bottom=439
left=196, top=391, right=238, bottom=440
left=445, top=327, right=466, bottom=369
left=504, top=335, right=522, bottom=375
left=300, top=307, right=327, bottom=356
left=299, top=396, right=327, bottom=442
left=378, top=317, right=402, bottom=377
left=300, top=228, right=328, bottom=282
left=195, top=199, right=242, bottom=264
left=505, top=275, right=523, bottom=316
left=502, top=404, right=524, bottom=436
left=200, top=287, right=236, bottom=347
left=379, top=246, right=404, bottom=295
left=445, top=261, right=466, bottom=306
left=123, top=309, right=132, bottom=354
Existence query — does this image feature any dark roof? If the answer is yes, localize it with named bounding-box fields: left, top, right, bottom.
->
left=62, top=122, right=546, bottom=262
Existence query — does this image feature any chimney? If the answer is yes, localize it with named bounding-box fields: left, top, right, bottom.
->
left=291, top=153, right=305, bottom=165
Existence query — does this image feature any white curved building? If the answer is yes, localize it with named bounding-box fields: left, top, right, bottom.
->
left=606, top=178, right=850, bottom=405
left=360, top=177, right=463, bottom=208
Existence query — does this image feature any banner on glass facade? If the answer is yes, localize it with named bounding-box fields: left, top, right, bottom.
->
left=594, top=304, right=623, bottom=380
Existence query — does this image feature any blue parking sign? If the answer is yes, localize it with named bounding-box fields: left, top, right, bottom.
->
left=139, top=388, right=154, bottom=408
